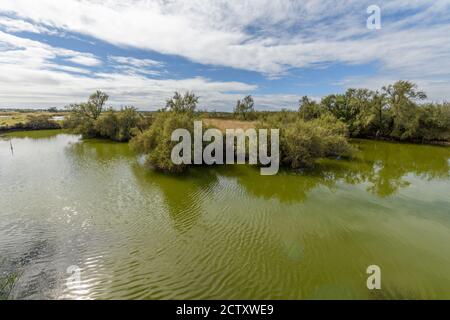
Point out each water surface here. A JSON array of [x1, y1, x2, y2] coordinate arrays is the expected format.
[[1, 130, 450, 299]]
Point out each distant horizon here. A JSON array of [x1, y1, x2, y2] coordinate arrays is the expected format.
[[1, 1, 450, 111], [0, 82, 447, 113]]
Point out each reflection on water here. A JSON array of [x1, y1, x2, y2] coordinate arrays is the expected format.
[[1, 130, 450, 299]]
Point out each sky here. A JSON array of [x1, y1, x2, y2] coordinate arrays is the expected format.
[[0, 0, 449, 111]]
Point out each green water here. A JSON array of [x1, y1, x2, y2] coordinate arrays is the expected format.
[[1, 130, 450, 299]]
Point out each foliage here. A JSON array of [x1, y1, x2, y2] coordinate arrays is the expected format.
[[234, 95, 256, 120], [382, 80, 427, 140], [259, 113, 354, 168], [131, 111, 197, 173], [64, 91, 148, 141], [25, 115, 61, 130], [69, 90, 109, 121], [417, 103, 450, 141], [94, 107, 141, 141], [0, 114, 61, 131], [0, 272, 18, 300], [298, 96, 325, 121], [298, 81, 448, 142], [164, 91, 198, 113]]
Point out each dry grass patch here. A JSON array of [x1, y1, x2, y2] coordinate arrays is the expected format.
[[0, 112, 64, 127], [203, 118, 258, 131]]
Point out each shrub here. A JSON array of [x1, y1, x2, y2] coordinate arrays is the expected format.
[[234, 95, 256, 120], [64, 91, 145, 141], [164, 91, 198, 113], [260, 113, 354, 168], [131, 111, 197, 173], [417, 103, 450, 141], [94, 107, 141, 141], [298, 96, 325, 121], [24, 115, 60, 130]]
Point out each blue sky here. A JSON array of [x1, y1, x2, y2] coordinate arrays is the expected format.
[[0, 0, 449, 110]]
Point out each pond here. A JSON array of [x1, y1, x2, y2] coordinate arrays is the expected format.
[[1, 130, 449, 299]]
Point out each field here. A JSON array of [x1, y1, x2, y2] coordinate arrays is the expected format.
[[0, 112, 65, 128], [203, 118, 257, 131], [0, 111, 256, 131]]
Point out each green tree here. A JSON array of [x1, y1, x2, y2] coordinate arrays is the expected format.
[[87, 90, 109, 120], [116, 106, 141, 141], [366, 91, 389, 137], [259, 113, 354, 168], [69, 90, 108, 120], [298, 96, 324, 120], [93, 106, 141, 142], [382, 80, 427, 140], [234, 95, 255, 120], [131, 111, 197, 173], [165, 91, 198, 113], [344, 88, 379, 137], [64, 91, 144, 141], [96, 109, 120, 140], [417, 103, 450, 141]]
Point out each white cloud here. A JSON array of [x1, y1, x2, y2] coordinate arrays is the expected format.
[[0, 31, 257, 109], [0, 0, 450, 106], [0, 16, 52, 34], [107, 55, 164, 77], [1, 1, 449, 74], [108, 56, 163, 68], [65, 54, 102, 67]]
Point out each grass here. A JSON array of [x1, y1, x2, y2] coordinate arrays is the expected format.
[[0, 273, 18, 300], [0, 112, 65, 127], [203, 118, 257, 131], [0, 113, 254, 131]]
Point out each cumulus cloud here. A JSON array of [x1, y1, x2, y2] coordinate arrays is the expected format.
[[65, 54, 102, 67], [0, 31, 257, 109], [107, 55, 164, 77], [108, 56, 163, 68], [0, 16, 54, 34], [0, 0, 449, 107], [1, 1, 449, 73]]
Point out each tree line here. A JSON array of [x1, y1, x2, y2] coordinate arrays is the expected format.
[[297, 80, 449, 142], [63, 80, 449, 173]]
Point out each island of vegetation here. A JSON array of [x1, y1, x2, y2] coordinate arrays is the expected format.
[[2, 80, 449, 174]]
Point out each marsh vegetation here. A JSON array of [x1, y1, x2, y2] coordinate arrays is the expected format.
[[0, 112, 62, 132], [60, 80, 450, 174]]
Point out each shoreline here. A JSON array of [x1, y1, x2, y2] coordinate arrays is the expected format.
[[352, 135, 450, 147], [3, 126, 448, 147], [0, 127, 62, 135]]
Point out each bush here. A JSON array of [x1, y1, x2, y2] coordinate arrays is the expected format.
[[132, 110, 354, 173], [298, 96, 325, 121], [234, 95, 256, 120], [94, 107, 141, 142], [165, 91, 198, 113], [260, 113, 354, 168], [305, 81, 450, 142], [130, 111, 197, 173], [417, 103, 450, 141], [63, 113, 96, 138], [9, 115, 60, 131], [63, 91, 146, 141]]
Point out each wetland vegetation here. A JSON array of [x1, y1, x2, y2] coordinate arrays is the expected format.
[[1, 80, 449, 299]]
